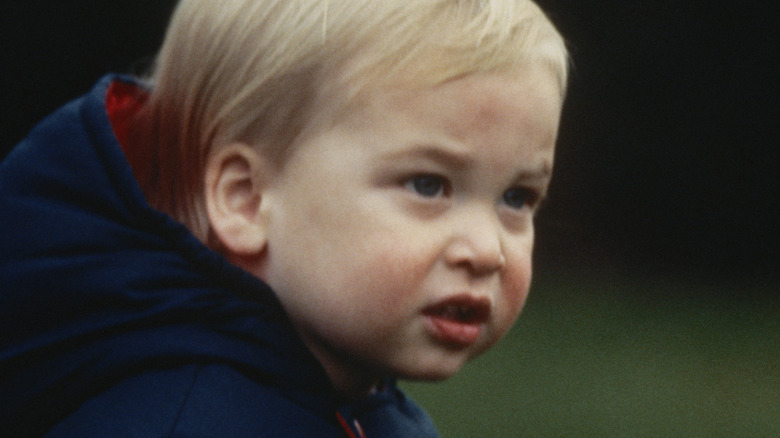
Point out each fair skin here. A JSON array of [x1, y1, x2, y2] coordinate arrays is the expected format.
[[206, 63, 562, 398]]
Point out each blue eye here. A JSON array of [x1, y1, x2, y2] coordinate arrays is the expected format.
[[503, 187, 534, 210], [405, 175, 446, 198]]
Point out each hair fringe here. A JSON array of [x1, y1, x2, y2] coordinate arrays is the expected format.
[[129, 0, 570, 242]]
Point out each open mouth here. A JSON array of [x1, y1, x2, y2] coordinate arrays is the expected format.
[[423, 295, 491, 346], [425, 301, 490, 324]]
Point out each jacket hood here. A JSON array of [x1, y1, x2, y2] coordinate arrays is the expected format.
[[0, 75, 335, 432]]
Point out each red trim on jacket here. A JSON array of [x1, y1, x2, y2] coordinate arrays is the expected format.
[[337, 412, 367, 438], [105, 80, 148, 149]]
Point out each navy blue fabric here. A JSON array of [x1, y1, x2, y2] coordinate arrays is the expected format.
[[0, 75, 439, 437]]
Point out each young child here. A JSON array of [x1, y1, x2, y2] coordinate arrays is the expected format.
[[0, 0, 568, 436]]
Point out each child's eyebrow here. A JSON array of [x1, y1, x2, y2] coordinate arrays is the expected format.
[[381, 144, 472, 170], [513, 161, 553, 183], [382, 144, 553, 183]]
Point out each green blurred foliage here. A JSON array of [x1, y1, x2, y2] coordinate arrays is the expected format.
[[402, 269, 779, 437]]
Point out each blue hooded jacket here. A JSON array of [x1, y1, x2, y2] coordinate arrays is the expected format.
[[0, 76, 440, 438]]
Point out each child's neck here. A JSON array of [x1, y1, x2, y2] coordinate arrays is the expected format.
[[304, 337, 383, 399], [323, 359, 383, 399]]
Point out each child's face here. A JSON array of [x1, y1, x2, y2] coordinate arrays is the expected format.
[[258, 64, 561, 394]]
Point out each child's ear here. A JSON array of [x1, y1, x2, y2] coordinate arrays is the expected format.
[[205, 143, 274, 258]]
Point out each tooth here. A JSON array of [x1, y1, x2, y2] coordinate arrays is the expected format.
[[435, 305, 478, 321]]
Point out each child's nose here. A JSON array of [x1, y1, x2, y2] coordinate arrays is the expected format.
[[443, 208, 506, 276]]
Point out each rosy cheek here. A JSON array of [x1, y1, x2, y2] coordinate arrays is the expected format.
[[343, 241, 427, 313], [499, 258, 533, 326]]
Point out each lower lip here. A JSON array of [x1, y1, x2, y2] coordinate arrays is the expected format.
[[425, 315, 483, 347]]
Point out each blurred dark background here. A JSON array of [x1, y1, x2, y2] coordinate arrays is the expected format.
[[2, 1, 777, 288], [534, 1, 777, 287]]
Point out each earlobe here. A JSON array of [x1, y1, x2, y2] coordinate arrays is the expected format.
[[205, 143, 272, 258]]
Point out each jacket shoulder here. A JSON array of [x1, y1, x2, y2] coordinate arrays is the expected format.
[[45, 364, 345, 438]]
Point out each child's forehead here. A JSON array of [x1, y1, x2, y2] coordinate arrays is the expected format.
[[337, 63, 561, 127], [310, 65, 561, 170]]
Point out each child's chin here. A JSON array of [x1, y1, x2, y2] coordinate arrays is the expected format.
[[388, 347, 477, 381], [398, 361, 466, 382], [401, 369, 458, 383]]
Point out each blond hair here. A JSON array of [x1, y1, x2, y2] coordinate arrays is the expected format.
[[128, 0, 569, 240]]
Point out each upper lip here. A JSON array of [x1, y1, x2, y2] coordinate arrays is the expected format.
[[422, 294, 492, 324]]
